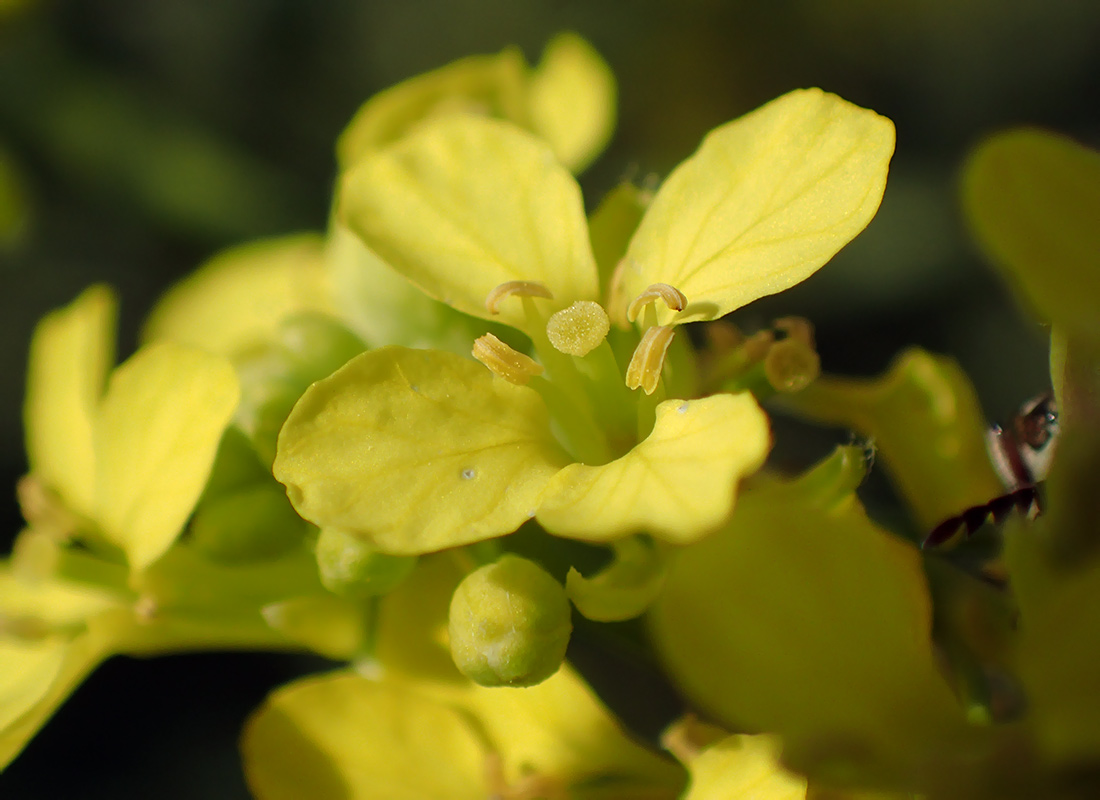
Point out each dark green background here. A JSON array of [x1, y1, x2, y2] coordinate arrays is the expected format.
[[1, 1, 1097, 796]]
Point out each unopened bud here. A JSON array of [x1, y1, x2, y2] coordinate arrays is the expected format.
[[189, 482, 308, 564], [448, 554, 571, 687], [315, 527, 417, 601]]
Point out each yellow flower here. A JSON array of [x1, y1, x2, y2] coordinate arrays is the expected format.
[[274, 89, 894, 557]]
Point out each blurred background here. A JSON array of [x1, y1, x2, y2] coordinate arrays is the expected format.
[[1, 0, 1098, 796]]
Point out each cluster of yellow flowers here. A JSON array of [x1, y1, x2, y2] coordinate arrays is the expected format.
[[4, 32, 1100, 799]]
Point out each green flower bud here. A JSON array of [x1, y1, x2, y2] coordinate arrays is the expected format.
[[448, 554, 572, 687], [235, 313, 365, 465], [189, 482, 309, 564], [315, 527, 417, 601]]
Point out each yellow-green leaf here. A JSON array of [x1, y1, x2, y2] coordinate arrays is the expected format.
[[24, 286, 116, 519], [620, 89, 895, 325], [242, 671, 488, 800], [336, 48, 526, 170], [339, 116, 599, 334], [94, 342, 240, 571], [274, 347, 568, 555], [527, 32, 616, 174], [536, 393, 770, 543], [681, 735, 806, 800], [649, 464, 969, 778], [142, 233, 331, 356], [963, 129, 1100, 338]]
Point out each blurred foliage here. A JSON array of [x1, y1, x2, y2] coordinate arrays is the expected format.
[[1, 1, 1098, 797]]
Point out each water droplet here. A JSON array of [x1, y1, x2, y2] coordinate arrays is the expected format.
[[461, 468, 476, 480], [678, 402, 690, 413]]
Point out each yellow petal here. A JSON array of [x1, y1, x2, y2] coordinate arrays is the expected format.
[[537, 394, 770, 543], [24, 285, 117, 518], [0, 610, 127, 770], [527, 32, 616, 174], [620, 89, 895, 325], [0, 563, 121, 628], [682, 735, 806, 800], [325, 221, 491, 352], [336, 48, 526, 169], [339, 116, 598, 333], [449, 666, 684, 796], [274, 347, 568, 555], [94, 342, 240, 571], [242, 671, 488, 800], [649, 464, 970, 779], [962, 129, 1100, 338], [142, 233, 331, 356]]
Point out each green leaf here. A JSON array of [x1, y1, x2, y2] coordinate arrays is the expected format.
[[527, 32, 616, 174], [274, 347, 569, 555], [536, 393, 770, 544], [339, 116, 599, 334], [94, 342, 240, 571], [24, 286, 117, 519], [619, 89, 895, 325], [649, 457, 970, 780], [242, 671, 489, 800], [963, 129, 1100, 338], [142, 234, 332, 356]]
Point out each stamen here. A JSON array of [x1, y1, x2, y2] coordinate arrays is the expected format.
[[661, 713, 729, 766], [485, 281, 554, 315], [625, 326, 676, 395], [773, 316, 816, 348], [545, 301, 610, 357], [472, 333, 545, 385], [626, 283, 687, 323], [763, 338, 821, 393]]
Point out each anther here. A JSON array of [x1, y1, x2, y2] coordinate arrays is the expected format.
[[472, 333, 545, 385], [485, 281, 554, 315], [545, 301, 610, 357], [625, 326, 676, 395], [626, 283, 687, 323]]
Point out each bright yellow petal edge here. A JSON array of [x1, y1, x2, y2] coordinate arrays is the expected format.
[[621, 88, 895, 326]]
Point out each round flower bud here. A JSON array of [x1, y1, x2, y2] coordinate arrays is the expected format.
[[448, 554, 572, 687], [190, 482, 309, 564], [315, 526, 417, 601]]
